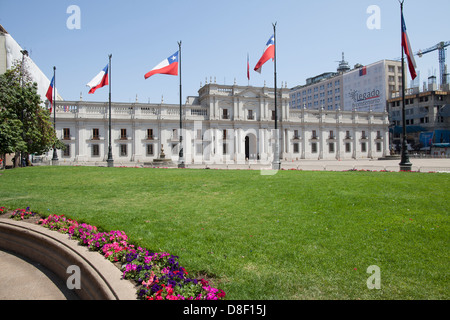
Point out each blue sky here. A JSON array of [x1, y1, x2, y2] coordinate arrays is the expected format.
[[1, 0, 449, 104]]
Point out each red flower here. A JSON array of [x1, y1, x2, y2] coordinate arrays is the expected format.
[[218, 290, 226, 298]]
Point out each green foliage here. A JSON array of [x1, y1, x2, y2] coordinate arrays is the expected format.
[[0, 60, 60, 159]]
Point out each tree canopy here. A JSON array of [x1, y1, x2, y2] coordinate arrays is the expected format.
[[0, 59, 62, 165]]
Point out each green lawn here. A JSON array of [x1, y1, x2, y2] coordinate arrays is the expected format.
[[0, 166, 448, 299]]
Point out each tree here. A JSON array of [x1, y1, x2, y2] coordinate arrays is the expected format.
[[0, 59, 62, 168]]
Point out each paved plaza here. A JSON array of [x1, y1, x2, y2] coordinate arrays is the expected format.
[[179, 157, 450, 173], [0, 249, 79, 300], [40, 157, 450, 173]]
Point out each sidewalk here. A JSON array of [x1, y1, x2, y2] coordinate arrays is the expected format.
[[279, 158, 450, 172], [35, 157, 450, 172], [0, 217, 137, 301], [184, 158, 450, 172], [0, 249, 79, 300]]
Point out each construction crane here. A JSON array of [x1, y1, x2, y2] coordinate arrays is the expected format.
[[394, 41, 450, 85], [416, 41, 450, 85]]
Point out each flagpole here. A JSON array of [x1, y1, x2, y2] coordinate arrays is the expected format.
[[247, 53, 250, 86], [178, 41, 185, 168], [51, 66, 58, 164], [107, 54, 114, 167], [399, 1, 412, 171], [272, 22, 280, 170]]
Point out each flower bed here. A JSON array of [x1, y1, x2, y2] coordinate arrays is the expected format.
[[3, 207, 225, 300], [8, 207, 38, 220]]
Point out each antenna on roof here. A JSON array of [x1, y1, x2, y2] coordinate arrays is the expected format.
[[337, 52, 350, 74]]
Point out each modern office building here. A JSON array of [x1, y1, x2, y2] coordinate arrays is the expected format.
[[388, 76, 450, 152], [0, 25, 62, 103], [290, 54, 403, 114]]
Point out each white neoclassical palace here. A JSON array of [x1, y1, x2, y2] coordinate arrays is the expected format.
[[48, 83, 390, 166]]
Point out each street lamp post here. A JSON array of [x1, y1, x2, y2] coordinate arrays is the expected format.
[[51, 66, 58, 164], [272, 22, 281, 170], [20, 50, 29, 168], [178, 41, 185, 168], [399, 1, 412, 171], [107, 54, 114, 167]]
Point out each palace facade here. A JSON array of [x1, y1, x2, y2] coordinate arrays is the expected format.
[[46, 83, 390, 166]]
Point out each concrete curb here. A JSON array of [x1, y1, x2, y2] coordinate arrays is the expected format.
[[0, 218, 137, 300]]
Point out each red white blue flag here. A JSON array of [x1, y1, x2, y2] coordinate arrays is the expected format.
[[359, 66, 367, 76], [46, 76, 54, 112], [145, 51, 179, 79], [254, 35, 275, 74], [87, 64, 109, 94], [401, 12, 417, 80]]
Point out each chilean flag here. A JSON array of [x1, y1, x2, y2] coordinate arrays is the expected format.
[[359, 66, 367, 76], [401, 12, 417, 80], [46, 76, 54, 113], [87, 64, 109, 94], [145, 51, 179, 79], [254, 35, 275, 73]]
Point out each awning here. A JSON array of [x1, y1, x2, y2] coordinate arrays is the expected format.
[[390, 125, 426, 134], [432, 143, 450, 148]]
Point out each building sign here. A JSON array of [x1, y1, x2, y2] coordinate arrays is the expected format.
[[343, 60, 386, 112]]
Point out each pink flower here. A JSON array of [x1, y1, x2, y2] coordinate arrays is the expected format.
[[161, 267, 169, 275], [141, 271, 156, 288], [166, 285, 174, 295]]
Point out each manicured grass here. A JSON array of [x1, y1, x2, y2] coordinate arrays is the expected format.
[[0, 166, 448, 299]]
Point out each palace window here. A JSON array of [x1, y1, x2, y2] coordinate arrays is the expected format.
[[222, 109, 229, 119], [92, 128, 99, 140], [329, 142, 335, 153], [311, 142, 317, 153], [120, 144, 127, 157], [120, 129, 127, 140], [63, 144, 70, 157], [92, 144, 100, 157], [146, 144, 154, 156], [361, 142, 367, 153], [293, 143, 299, 153], [63, 128, 70, 140], [345, 143, 351, 153], [147, 129, 154, 140]]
